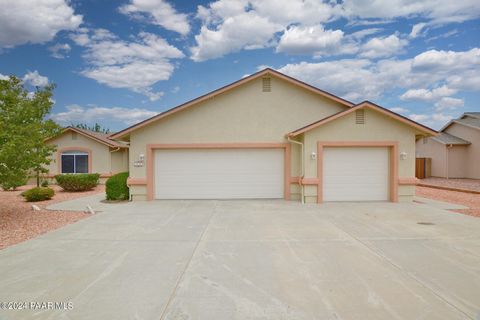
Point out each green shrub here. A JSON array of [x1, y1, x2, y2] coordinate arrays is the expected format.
[[55, 173, 100, 192], [106, 172, 129, 200], [41, 180, 49, 187], [1, 169, 28, 191], [21, 187, 54, 202]]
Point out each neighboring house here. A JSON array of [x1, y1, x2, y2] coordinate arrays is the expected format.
[[110, 68, 436, 203], [416, 112, 480, 179], [43, 126, 129, 182]]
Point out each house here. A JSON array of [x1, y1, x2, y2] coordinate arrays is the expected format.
[[416, 112, 480, 179], [43, 126, 129, 183], [110, 68, 436, 203]]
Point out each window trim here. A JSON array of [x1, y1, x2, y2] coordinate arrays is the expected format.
[[57, 147, 92, 174], [61, 152, 88, 174]]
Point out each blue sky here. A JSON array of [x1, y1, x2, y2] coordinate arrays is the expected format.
[[0, 0, 479, 131]]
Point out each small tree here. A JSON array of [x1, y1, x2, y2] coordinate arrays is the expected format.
[[0, 76, 61, 190], [74, 122, 110, 134]]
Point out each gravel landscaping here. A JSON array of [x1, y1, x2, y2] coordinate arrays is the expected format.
[[0, 185, 105, 250], [416, 185, 480, 217], [418, 177, 480, 192]]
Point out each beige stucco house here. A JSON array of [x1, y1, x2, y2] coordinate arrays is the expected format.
[[110, 68, 436, 203], [44, 127, 129, 183], [416, 112, 480, 179]]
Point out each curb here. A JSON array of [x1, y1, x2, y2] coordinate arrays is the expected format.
[[417, 183, 480, 195]]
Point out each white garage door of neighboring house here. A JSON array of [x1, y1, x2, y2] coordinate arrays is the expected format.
[[323, 147, 389, 202], [154, 148, 284, 199]]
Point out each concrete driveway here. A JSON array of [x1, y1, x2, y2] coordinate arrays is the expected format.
[[1, 197, 479, 320]]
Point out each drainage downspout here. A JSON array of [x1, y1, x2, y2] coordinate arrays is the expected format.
[[287, 136, 305, 204], [446, 144, 453, 179]]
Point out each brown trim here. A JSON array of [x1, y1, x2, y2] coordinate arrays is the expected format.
[[301, 178, 320, 185], [289, 101, 438, 137], [398, 177, 418, 185], [57, 147, 92, 174], [127, 178, 147, 186], [111, 68, 354, 139], [316, 141, 399, 203], [46, 127, 128, 148], [145, 143, 291, 201], [290, 176, 301, 184], [45, 172, 112, 178]]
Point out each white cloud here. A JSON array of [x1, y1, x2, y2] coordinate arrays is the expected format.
[[408, 112, 453, 129], [51, 104, 159, 126], [278, 59, 380, 101], [188, 0, 480, 61], [171, 86, 180, 93], [409, 23, 427, 38], [0, 73, 8, 80], [276, 25, 346, 57], [72, 29, 184, 101], [349, 28, 383, 40], [0, 0, 82, 48], [341, 0, 480, 24], [400, 85, 457, 102], [191, 0, 340, 61], [435, 97, 464, 110], [191, 11, 282, 61], [48, 43, 71, 59], [276, 47, 480, 103], [359, 34, 408, 58], [22, 71, 49, 87], [389, 107, 409, 114], [119, 0, 190, 35], [412, 48, 480, 72]]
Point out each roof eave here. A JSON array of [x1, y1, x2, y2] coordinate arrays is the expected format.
[[288, 101, 438, 137], [46, 127, 128, 148]]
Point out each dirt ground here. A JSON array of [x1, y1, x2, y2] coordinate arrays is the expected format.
[[0, 185, 105, 250], [416, 186, 480, 218]]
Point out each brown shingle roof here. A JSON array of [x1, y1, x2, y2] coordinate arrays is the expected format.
[[432, 132, 470, 145], [46, 127, 128, 148]]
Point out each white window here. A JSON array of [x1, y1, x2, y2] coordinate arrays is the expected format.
[[61, 151, 88, 174]]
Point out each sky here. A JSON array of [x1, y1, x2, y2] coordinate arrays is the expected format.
[[0, 0, 479, 132]]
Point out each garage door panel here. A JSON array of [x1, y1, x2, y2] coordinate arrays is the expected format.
[[155, 149, 284, 199], [323, 147, 389, 202]]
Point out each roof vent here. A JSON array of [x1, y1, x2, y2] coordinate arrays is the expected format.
[[355, 109, 365, 124], [262, 77, 271, 92]]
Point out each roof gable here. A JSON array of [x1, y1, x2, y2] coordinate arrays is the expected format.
[[288, 101, 438, 137], [432, 132, 470, 145], [46, 127, 128, 148], [441, 115, 480, 132], [110, 68, 354, 139]]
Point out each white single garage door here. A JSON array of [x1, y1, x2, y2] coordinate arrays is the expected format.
[[323, 147, 389, 202], [154, 148, 284, 199]]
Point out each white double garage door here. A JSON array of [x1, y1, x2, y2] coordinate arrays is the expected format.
[[154, 147, 389, 201]]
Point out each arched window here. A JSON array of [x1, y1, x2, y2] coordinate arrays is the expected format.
[[61, 151, 88, 174]]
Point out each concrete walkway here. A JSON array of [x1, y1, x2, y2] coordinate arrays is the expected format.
[[1, 198, 479, 319]]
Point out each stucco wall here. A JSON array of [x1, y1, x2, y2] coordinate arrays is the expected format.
[[416, 138, 446, 177], [447, 146, 468, 178], [128, 76, 347, 200], [303, 108, 418, 202], [445, 123, 480, 179], [46, 131, 112, 175], [111, 149, 129, 173]]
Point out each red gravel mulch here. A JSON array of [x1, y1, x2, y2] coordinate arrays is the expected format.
[[416, 186, 480, 218], [0, 185, 105, 250], [418, 177, 480, 193]]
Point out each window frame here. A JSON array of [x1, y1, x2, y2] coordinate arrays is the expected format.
[[61, 151, 89, 174]]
